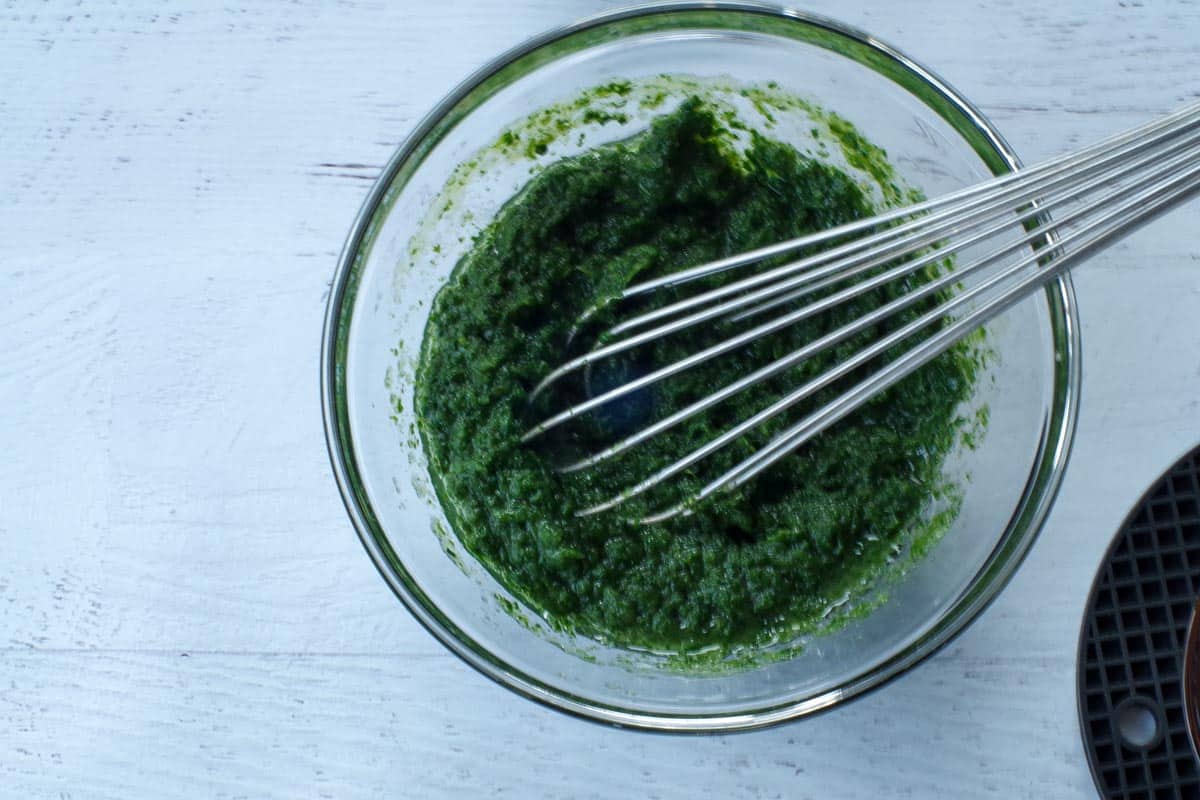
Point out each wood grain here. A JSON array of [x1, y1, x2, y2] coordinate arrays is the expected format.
[[1, 0, 1198, 796], [3, 649, 1087, 800]]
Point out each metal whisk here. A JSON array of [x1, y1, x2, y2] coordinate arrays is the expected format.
[[522, 101, 1200, 524]]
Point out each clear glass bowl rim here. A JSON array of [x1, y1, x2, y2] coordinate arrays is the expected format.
[[320, 0, 1081, 732]]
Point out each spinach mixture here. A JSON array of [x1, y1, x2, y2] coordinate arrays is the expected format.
[[415, 97, 983, 656]]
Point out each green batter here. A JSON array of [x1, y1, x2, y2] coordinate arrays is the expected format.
[[415, 97, 982, 655]]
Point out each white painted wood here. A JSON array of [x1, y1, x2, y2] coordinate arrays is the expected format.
[[1, 0, 1198, 796]]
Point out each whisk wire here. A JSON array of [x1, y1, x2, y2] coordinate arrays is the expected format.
[[523, 102, 1200, 522]]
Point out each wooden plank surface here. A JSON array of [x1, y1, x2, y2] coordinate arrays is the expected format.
[[1, 1, 1199, 796]]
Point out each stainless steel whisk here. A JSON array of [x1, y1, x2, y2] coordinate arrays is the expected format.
[[522, 101, 1200, 524]]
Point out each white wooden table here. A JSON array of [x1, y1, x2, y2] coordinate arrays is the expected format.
[[3, 2, 1199, 797]]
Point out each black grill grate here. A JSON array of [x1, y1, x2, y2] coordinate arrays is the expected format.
[[1079, 444, 1200, 800]]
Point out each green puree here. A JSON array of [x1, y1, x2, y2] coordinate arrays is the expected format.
[[416, 97, 983, 657]]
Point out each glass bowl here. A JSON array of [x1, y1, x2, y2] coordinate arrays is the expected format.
[[321, 1, 1079, 731]]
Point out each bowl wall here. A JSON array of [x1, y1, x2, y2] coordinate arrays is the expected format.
[[323, 3, 1079, 730]]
